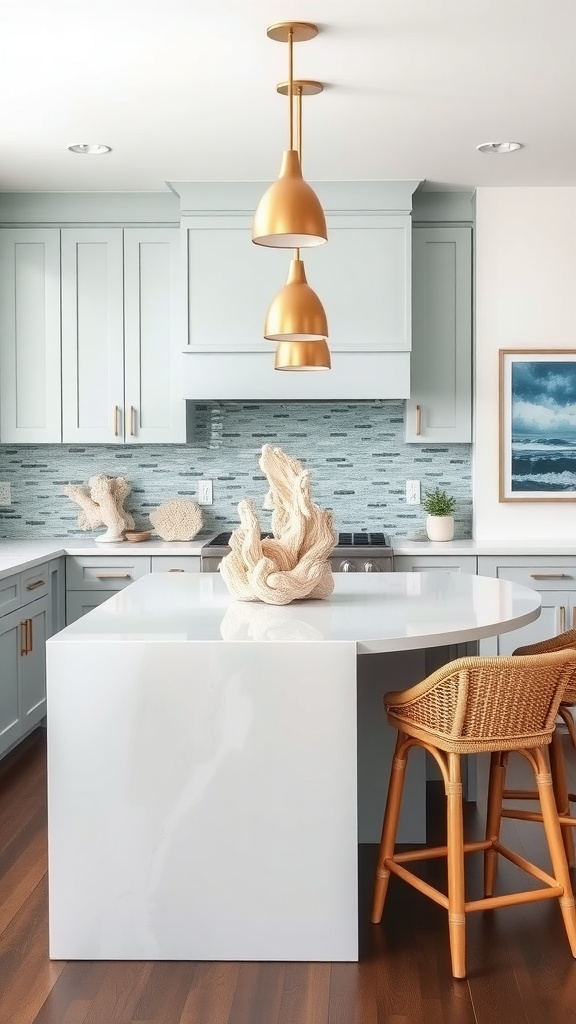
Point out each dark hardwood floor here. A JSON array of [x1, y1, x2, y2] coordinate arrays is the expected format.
[[2, 729, 576, 1023]]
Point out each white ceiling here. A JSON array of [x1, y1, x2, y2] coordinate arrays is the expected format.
[[2, 0, 576, 192]]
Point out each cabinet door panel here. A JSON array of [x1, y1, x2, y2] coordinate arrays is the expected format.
[[66, 591, 112, 625], [21, 597, 48, 728], [406, 226, 472, 443], [124, 229, 184, 442], [62, 229, 124, 443], [483, 595, 565, 657], [0, 612, 22, 756], [0, 229, 62, 442], [394, 556, 477, 574]]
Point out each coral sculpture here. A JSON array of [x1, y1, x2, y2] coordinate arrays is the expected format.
[[65, 475, 135, 542], [219, 445, 337, 605], [149, 499, 203, 541]]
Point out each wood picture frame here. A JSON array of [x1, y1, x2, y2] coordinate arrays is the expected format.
[[499, 349, 576, 502]]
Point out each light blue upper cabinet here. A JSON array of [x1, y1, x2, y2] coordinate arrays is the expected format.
[[61, 227, 184, 444], [405, 226, 472, 443], [0, 229, 62, 442]]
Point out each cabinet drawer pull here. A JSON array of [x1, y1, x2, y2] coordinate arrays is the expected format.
[[94, 573, 132, 580], [416, 405, 422, 436], [130, 405, 136, 437], [20, 621, 28, 656], [560, 606, 567, 633], [26, 579, 45, 591], [530, 573, 570, 580], [113, 405, 119, 437], [168, 568, 185, 572]]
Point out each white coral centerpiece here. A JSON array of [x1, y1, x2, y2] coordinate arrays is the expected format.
[[149, 499, 203, 541], [65, 474, 134, 542], [219, 445, 337, 605]]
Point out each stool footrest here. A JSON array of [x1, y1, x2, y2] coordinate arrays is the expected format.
[[385, 860, 449, 909], [502, 808, 576, 827], [466, 887, 562, 913], [493, 840, 563, 887], [394, 840, 490, 864]]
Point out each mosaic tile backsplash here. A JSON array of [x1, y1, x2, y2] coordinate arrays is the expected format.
[[0, 402, 472, 539]]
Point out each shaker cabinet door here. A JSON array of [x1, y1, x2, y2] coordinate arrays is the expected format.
[[124, 229, 184, 442], [0, 229, 62, 442], [406, 226, 472, 443], [20, 597, 49, 729], [61, 229, 124, 443], [0, 611, 22, 757]]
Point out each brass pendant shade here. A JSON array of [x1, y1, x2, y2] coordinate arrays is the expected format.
[[264, 256, 328, 341], [253, 151, 327, 248], [275, 340, 331, 371]]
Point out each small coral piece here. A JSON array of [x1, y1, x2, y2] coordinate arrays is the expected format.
[[219, 445, 336, 605], [65, 474, 134, 539], [149, 499, 203, 541]]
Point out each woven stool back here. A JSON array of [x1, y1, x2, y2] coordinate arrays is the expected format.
[[384, 649, 576, 753], [513, 627, 576, 705]]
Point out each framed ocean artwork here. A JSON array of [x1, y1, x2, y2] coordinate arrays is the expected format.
[[499, 349, 576, 502]]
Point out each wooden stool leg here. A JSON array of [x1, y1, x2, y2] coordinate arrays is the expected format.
[[371, 733, 408, 924], [534, 748, 576, 958], [549, 730, 575, 868], [446, 753, 466, 979], [484, 751, 507, 897]]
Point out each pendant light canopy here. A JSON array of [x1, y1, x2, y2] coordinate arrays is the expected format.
[[275, 340, 331, 371], [264, 253, 328, 342], [252, 23, 327, 249]]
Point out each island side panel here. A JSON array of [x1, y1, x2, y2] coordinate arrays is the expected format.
[[46, 639, 358, 962]]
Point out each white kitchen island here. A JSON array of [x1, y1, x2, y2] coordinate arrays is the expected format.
[[46, 572, 540, 962]]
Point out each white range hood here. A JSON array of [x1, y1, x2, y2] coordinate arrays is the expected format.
[[168, 180, 421, 401]]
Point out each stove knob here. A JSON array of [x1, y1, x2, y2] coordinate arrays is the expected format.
[[363, 560, 380, 572], [340, 560, 357, 572]]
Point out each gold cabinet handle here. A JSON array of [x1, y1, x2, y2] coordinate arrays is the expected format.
[[28, 618, 33, 654], [560, 606, 567, 633], [20, 621, 28, 656], [168, 568, 185, 572], [95, 573, 132, 580], [416, 405, 421, 436], [113, 405, 119, 437], [26, 579, 45, 591], [531, 573, 570, 580], [130, 405, 136, 437]]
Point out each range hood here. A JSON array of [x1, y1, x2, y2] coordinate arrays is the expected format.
[[168, 180, 422, 401]]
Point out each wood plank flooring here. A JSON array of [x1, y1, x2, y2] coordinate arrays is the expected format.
[[2, 729, 576, 1022]]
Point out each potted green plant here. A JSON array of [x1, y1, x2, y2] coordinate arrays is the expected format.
[[422, 487, 456, 541]]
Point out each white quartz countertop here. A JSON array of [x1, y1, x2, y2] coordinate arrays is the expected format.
[[48, 571, 541, 655], [391, 538, 576, 556], [0, 536, 216, 580]]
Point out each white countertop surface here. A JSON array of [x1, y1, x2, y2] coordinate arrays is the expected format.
[[3, 534, 576, 583], [0, 536, 216, 580], [48, 571, 541, 654]]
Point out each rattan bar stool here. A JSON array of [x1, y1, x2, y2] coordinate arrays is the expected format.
[[371, 650, 576, 979], [485, 628, 576, 895]]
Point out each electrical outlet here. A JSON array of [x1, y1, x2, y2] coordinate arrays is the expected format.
[[406, 480, 421, 505], [0, 482, 11, 506], [198, 479, 213, 506]]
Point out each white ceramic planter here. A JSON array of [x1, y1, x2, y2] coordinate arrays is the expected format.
[[426, 515, 454, 542]]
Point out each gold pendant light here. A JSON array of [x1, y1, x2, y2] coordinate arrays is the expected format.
[[275, 340, 331, 371], [252, 23, 327, 249]]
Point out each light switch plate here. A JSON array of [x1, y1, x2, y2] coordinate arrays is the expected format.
[[406, 480, 421, 505], [198, 480, 213, 506], [0, 482, 11, 506]]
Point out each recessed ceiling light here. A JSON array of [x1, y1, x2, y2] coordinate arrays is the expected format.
[[67, 143, 112, 155], [476, 141, 523, 155]]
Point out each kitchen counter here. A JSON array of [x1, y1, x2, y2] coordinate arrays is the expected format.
[[46, 571, 540, 963], [0, 535, 217, 579], [392, 538, 576, 555]]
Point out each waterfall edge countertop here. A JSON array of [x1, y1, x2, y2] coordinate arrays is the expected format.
[[46, 573, 540, 964]]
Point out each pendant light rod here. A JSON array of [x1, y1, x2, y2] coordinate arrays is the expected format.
[[288, 27, 294, 150], [296, 84, 302, 165]]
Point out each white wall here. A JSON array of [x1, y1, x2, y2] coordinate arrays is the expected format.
[[474, 187, 576, 540]]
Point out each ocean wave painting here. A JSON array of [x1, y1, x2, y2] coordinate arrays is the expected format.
[[505, 354, 576, 498]]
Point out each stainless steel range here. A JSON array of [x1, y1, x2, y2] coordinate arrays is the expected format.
[[200, 531, 393, 573]]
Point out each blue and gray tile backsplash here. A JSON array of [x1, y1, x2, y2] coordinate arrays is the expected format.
[[0, 401, 472, 539]]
